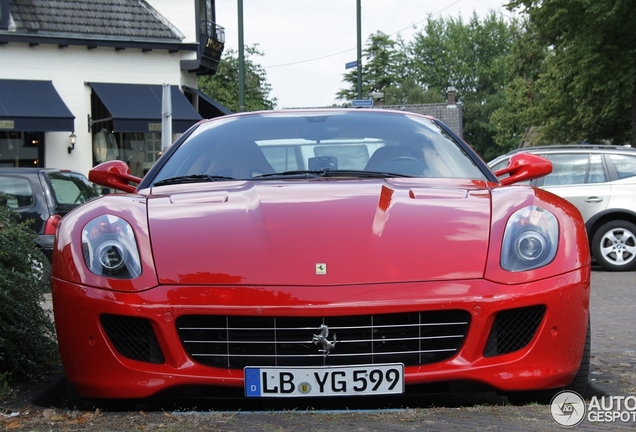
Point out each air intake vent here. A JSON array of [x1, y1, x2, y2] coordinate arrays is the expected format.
[[483, 305, 546, 357], [100, 314, 165, 364]]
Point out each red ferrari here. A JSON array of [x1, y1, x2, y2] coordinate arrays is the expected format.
[[52, 109, 590, 408]]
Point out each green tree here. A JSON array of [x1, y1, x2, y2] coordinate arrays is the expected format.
[[408, 12, 517, 157], [490, 18, 550, 152], [335, 29, 451, 106], [198, 44, 277, 112], [509, 0, 636, 144], [383, 80, 446, 106], [336, 32, 402, 102], [0, 200, 58, 384]]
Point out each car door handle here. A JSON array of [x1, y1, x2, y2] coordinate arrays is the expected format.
[[585, 197, 603, 203]]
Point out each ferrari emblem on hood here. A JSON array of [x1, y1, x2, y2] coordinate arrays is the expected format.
[[315, 263, 327, 275]]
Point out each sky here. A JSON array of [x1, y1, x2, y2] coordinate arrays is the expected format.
[[215, 0, 512, 109]]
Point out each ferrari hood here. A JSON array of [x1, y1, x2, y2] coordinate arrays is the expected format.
[[147, 179, 492, 285]]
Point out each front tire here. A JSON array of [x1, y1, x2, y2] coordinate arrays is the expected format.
[[564, 316, 591, 397], [66, 381, 95, 411], [591, 220, 636, 272]]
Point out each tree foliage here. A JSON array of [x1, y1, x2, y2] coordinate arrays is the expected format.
[[507, 0, 636, 144], [408, 12, 517, 159], [490, 18, 550, 151], [198, 44, 277, 112], [0, 200, 58, 384], [336, 2, 636, 158], [336, 32, 404, 102]]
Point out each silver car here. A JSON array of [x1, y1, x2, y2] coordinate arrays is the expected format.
[[489, 145, 636, 272]]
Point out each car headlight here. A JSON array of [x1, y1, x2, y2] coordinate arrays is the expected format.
[[82, 215, 142, 279], [501, 206, 559, 272]]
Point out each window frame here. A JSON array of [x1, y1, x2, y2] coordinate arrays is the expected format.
[[607, 153, 636, 180], [0, 175, 35, 209], [0, 0, 10, 30]]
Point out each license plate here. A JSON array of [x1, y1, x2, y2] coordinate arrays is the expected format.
[[244, 363, 404, 397]]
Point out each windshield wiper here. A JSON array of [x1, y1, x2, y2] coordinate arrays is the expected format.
[[153, 174, 235, 186], [330, 169, 412, 178], [254, 169, 412, 179]]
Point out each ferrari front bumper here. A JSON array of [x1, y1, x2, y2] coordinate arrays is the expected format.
[[52, 267, 589, 400]]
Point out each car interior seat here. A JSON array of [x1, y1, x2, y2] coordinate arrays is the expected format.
[[364, 145, 432, 176], [208, 140, 276, 178]]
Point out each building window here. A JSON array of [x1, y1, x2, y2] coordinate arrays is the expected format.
[[199, 0, 213, 36], [198, 0, 223, 42], [92, 130, 162, 177], [0, 131, 44, 167]]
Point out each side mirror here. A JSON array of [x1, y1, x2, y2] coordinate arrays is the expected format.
[[89, 161, 141, 193], [493, 153, 552, 186]]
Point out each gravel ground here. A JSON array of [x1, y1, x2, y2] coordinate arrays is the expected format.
[[2, 268, 635, 431]]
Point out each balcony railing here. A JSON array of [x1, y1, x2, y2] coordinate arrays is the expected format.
[[201, 20, 225, 44]]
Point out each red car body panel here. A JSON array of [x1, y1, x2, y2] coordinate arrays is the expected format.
[[148, 178, 490, 285], [52, 177, 590, 400]]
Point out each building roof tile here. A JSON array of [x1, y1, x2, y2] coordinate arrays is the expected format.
[[8, 0, 180, 41]]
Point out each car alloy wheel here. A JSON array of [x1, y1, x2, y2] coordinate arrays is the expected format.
[[592, 220, 636, 271]]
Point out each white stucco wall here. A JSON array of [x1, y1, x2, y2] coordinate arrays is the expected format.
[[0, 39, 198, 176], [146, 0, 197, 44]]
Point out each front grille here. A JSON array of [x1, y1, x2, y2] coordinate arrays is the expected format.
[[100, 314, 165, 364], [483, 305, 546, 357], [176, 311, 470, 369]]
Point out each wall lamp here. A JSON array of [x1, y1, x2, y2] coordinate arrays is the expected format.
[[68, 132, 77, 154]]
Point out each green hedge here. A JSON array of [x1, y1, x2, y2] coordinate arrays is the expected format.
[[0, 199, 58, 384]]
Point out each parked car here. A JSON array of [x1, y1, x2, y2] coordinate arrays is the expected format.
[[489, 145, 636, 272], [0, 168, 99, 267], [52, 109, 590, 409]]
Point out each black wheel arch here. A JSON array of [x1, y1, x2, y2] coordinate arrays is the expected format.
[[585, 209, 636, 245]]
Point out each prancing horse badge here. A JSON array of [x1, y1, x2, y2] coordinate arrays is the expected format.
[[315, 263, 327, 275]]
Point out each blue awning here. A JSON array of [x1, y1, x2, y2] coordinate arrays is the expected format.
[[184, 86, 232, 118], [0, 79, 75, 132], [89, 83, 202, 133]]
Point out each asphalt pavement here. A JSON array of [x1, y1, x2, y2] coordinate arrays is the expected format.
[[588, 269, 636, 398]]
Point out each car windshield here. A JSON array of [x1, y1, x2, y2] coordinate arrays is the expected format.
[[151, 111, 487, 185]]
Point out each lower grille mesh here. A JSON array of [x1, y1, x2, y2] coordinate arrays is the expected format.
[[483, 305, 546, 357], [100, 314, 165, 364], [176, 311, 470, 369]]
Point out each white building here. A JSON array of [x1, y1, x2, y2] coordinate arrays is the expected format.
[[0, 0, 229, 177]]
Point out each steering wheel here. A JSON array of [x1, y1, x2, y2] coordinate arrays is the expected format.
[[369, 156, 429, 176]]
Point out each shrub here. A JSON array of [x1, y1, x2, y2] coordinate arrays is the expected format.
[[0, 199, 58, 383]]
